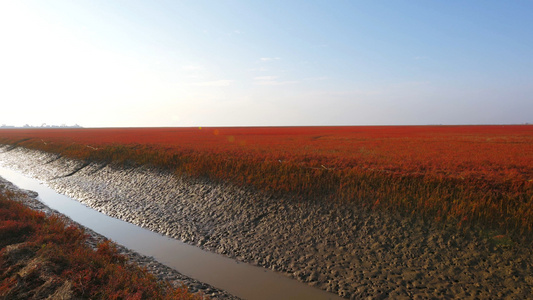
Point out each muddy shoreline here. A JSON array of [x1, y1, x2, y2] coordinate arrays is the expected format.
[[0, 175, 239, 300], [1, 146, 532, 299]]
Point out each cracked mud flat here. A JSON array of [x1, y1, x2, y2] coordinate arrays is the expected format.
[[1, 146, 533, 299]]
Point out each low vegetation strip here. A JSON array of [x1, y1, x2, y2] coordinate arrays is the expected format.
[[2, 148, 533, 298], [0, 125, 532, 239], [0, 188, 201, 299]]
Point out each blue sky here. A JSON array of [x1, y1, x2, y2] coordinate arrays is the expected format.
[[1, 0, 532, 127]]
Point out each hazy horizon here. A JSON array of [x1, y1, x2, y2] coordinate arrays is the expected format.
[[1, 1, 532, 127]]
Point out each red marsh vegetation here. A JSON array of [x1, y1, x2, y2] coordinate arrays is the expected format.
[[0, 189, 200, 299], [1, 125, 532, 238]]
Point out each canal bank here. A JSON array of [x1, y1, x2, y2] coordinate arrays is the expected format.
[[1, 146, 532, 299]]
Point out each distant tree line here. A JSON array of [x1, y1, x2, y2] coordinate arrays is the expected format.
[[1, 123, 83, 128]]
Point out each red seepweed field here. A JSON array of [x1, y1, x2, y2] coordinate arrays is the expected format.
[[1, 125, 532, 240], [0, 189, 200, 299]]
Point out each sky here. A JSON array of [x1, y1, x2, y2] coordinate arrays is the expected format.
[[1, 0, 532, 127]]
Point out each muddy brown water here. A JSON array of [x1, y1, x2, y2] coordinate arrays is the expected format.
[[0, 166, 341, 300]]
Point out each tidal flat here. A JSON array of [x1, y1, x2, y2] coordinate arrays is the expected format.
[[1, 146, 532, 299]]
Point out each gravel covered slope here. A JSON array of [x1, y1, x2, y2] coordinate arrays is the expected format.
[[1, 146, 532, 299]]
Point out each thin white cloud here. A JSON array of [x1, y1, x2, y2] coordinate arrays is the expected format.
[[182, 65, 204, 71], [192, 80, 234, 87], [256, 81, 299, 86], [260, 57, 281, 62], [252, 75, 323, 86], [182, 64, 207, 79], [304, 76, 328, 81], [250, 67, 269, 72], [254, 76, 278, 81], [225, 30, 243, 36], [391, 81, 430, 89], [253, 76, 298, 86]]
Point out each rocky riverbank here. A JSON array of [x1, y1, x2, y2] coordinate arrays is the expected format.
[[1, 146, 532, 299]]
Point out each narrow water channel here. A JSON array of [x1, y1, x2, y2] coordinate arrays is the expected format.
[[0, 166, 341, 300]]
